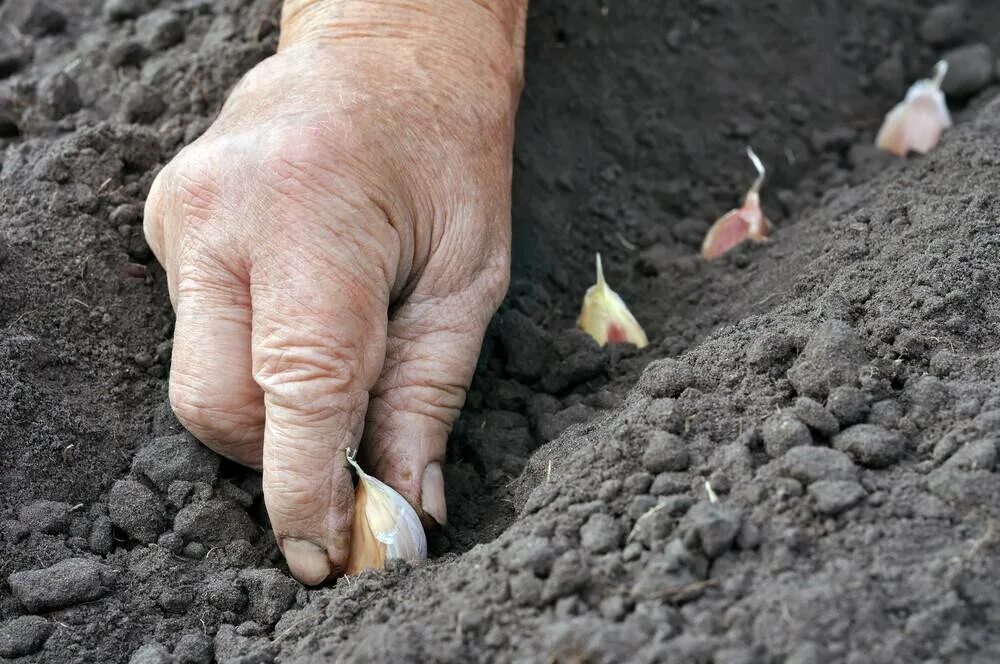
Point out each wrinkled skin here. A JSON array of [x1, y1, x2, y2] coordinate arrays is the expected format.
[[143, 5, 523, 584]]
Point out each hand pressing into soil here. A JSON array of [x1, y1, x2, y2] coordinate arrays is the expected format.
[[143, 0, 526, 585]]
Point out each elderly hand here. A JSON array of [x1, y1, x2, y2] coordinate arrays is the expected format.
[[143, 0, 526, 584]]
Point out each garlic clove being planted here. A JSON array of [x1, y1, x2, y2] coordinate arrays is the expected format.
[[577, 253, 649, 348], [344, 448, 427, 575], [701, 147, 771, 260], [876, 61, 951, 158]]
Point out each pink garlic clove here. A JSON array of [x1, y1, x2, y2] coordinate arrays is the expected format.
[[876, 61, 952, 158], [701, 147, 771, 260]]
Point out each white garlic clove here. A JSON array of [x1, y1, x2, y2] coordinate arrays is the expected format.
[[702, 147, 771, 260], [577, 253, 649, 348], [345, 449, 427, 575], [876, 60, 952, 158]]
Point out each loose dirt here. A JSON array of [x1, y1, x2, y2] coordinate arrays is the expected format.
[[3, 1, 1000, 662]]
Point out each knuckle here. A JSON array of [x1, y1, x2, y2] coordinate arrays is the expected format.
[[157, 144, 224, 230], [254, 339, 362, 399], [260, 126, 362, 202], [375, 382, 466, 431], [168, 372, 261, 441]]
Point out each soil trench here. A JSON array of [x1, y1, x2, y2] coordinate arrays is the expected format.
[[3, 1, 1000, 662]]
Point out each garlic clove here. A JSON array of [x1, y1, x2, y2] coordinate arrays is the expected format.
[[876, 60, 951, 158], [701, 147, 771, 260], [577, 253, 649, 348], [344, 449, 427, 575]]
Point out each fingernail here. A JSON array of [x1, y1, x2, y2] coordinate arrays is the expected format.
[[282, 538, 331, 585], [421, 461, 447, 526]]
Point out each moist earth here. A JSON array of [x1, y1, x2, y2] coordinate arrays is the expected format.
[[3, 1, 1000, 662]]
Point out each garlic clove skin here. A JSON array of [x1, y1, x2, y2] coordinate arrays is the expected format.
[[702, 147, 771, 260], [876, 61, 951, 158], [345, 450, 427, 575], [701, 191, 771, 260], [577, 253, 649, 348]]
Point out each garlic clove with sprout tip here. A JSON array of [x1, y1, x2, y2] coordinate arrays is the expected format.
[[344, 448, 427, 575], [701, 146, 771, 260], [876, 60, 951, 158], [577, 253, 649, 348]]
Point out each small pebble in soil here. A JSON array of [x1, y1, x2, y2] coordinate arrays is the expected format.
[[214, 625, 270, 664], [155, 339, 173, 365], [786, 321, 867, 398], [626, 499, 679, 547], [1, 519, 28, 543], [826, 385, 870, 426], [779, 446, 858, 484], [643, 397, 685, 433], [132, 433, 220, 490], [89, 515, 114, 554], [121, 83, 167, 124], [0, 615, 54, 659], [108, 39, 148, 67], [808, 480, 867, 515], [509, 571, 543, 607], [868, 399, 904, 428], [18, 500, 71, 534], [0, 95, 20, 138], [627, 494, 660, 520], [597, 479, 621, 501], [642, 431, 689, 473], [542, 551, 589, 603], [134, 351, 155, 368], [920, 4, 965, 45], [791, 397, 840, 437], [239, 569, 299, 625], [637, 358, 695, 398], [225, 539, 259, 566], [746, 330, 797, 370], [679, 501, 743, 558], [8, 558, 110, 612], [500, 536, 556, 576], [623, 472, 653, 495], [0, 2, 66, 37], [940, 43, 994, 97], [36, 72, 82, 120], [832, 424, 905, 468], [109, 479, 165, 543], [104, 0, 154, 21], [943, 439, 997, 471], [497, 310, 552, 381], [128, 643, 172, 664], [174, 499, 258, 547], [650, 472, 689, 496], [580, 512, 623, 554], [541, 329, 606, 393], [173, 632, 214, 664], [761, 410, 812, 458], [631, 539, 707, 600], [206, 575, 247, 612], [872, 49, 905, 98], [157, 531, 183, 554], [69, 516, 90, 538], [136, 10, 184, 51], [0, 32, 31, 78], [158, 587, 194, 613]]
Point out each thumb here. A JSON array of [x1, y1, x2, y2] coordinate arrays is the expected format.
[[364, 281, 502, 527]]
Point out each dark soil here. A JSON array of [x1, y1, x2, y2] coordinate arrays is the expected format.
[[3, 1, 1000, 662]]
